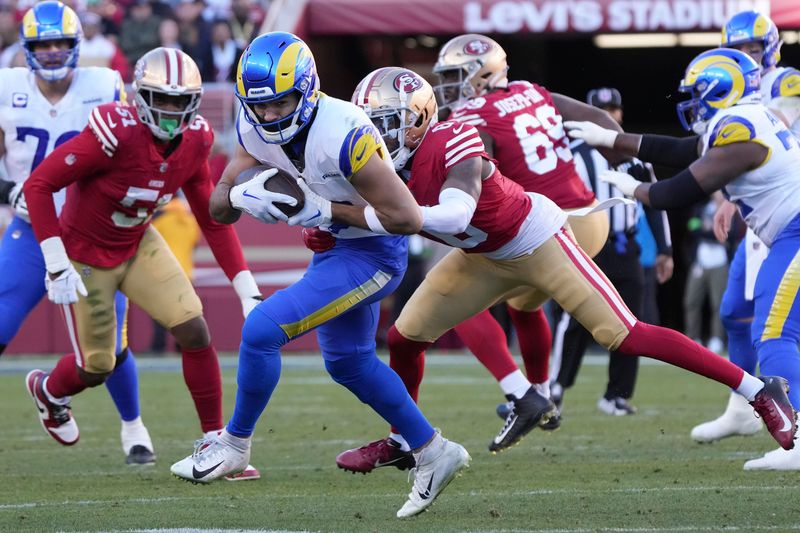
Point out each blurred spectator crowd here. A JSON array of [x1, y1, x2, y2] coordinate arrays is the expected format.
[[0, 0, 271, 82]]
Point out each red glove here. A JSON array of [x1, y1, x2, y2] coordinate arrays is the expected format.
[[302, 227, 335, 253]]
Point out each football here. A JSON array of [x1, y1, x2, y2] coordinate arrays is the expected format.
[[235, 166, 305, 217]]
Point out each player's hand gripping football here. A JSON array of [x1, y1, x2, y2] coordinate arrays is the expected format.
[[8, 182, 29, 222], [563, 120, 619, 148], [287, 178, 332, 228], [598, 170, 641, 197], [302, 227, 335, 253], [229, 167, 295, 224]]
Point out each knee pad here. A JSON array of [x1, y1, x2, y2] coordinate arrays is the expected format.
[[241, 312, 288, 352], [720, 289, 752, 325]]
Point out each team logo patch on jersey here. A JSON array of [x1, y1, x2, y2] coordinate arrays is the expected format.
[[159, 162, 169, 173], [393, 72, 423, 93], [463, 39, 492, 55], [12, 93, 28, 108], [65, 154, 76, 166]]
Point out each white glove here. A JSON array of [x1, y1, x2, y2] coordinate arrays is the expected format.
[[287, 178, 332, 228], [8, 182, 29, 222], [232, 270, 262, 318], [45, 265, 87, 305], [229, 168, 295, 224], [598, 170, 641, 197], [563, 120, 619, 148]]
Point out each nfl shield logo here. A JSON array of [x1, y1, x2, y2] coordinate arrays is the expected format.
[[159, 162, 168, 173]]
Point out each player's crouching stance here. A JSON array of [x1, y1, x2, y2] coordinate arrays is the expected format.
[[169, 32, 469, 518], [566, 47, 800, 467], [331, 67, 797, 466], [23, 48, 260, 479]]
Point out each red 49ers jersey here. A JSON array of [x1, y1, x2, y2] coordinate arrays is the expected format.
[[408, 120, 531, 253], [26, 102, 246, 278], [450, 81, 594, 209]]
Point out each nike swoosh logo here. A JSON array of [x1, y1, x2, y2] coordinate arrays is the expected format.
[[375, 457, 407, 468], [305, 210, 321, 222], [418, 473, 434, 500], [772, 398, 793, 432], [354, 144, 367, 161], [193, 461, 224, 479], [242, 190, 259, 200]]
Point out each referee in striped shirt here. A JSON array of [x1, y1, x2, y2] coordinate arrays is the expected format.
[[551, 88, 674, 416]]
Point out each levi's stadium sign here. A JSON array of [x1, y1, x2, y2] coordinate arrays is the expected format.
[[305, 0, 800, 35], [464, 0, 770, 33]]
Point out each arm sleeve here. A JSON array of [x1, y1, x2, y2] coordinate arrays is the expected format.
[[24, 127, 111, 242], [643, 204, 672, 255], [638, 134, 701, 169], [182, 160, 248, 281]]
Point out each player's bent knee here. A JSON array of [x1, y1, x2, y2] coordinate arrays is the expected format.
[[170, 316, 211, 349], [241, 312, 288, 351], [77, 366, 112, 387], [324, 356, 378, 404], [593, 326, 630, 352]]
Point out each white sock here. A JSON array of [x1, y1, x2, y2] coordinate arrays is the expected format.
[[532, 381, 550, 399], [736, 373, 765, 401], [414, 430, 444, 459], [121, 416, 145, 431], [499, 370, 531, 399], [219, 428, 251, 452], [389, 432, 411, 452]]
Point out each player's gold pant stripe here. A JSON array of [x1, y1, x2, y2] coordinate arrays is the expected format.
[[762, 248, 800, 341], [280, 270, 392, 339]]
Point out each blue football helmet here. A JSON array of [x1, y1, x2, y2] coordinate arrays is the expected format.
[[676, 48, 761, 133], [235, 32, 320, 145], [721, 10, 781, 69], [20, 1, 82, 82]]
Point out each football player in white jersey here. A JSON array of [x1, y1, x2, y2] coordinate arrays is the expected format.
[[566, 47, 800, 470], [691, 11, 800, 447], [0, 1, 154, 464], [170, 32, 469, 518]]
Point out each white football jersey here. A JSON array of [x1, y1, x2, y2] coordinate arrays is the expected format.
[[702, 102, 800, 247], [0, 67, 124, 210], [236, 93, 395, 239], [761, 66, 800, 137]]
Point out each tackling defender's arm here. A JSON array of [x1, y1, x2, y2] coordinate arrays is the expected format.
[[210, 143, 261, 224]]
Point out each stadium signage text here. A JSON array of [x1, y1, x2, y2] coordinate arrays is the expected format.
[[463, 0, 770, 33]]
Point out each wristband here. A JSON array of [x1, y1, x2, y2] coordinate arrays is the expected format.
[[40, 236, 71, 274], [364, 205, 391, 235], [232, 270, 260, 299]]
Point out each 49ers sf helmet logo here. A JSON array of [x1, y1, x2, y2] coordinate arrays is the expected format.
[[393, 71, 423, 93], [463, 39, 492, 55]]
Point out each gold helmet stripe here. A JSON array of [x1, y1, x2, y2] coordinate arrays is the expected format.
[[274, 41, 304, 94], [22, 9, 38, 39], [61, 6, 78, 35]]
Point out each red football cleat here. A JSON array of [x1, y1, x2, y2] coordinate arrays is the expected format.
[[750, 376, 798, 451], [25, 370, 79, 446], [336, 437, 415, 473]]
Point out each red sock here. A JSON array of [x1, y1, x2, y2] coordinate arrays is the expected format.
[[387, 325, 430, 403], [45, 354, 88, 398], [182, 345, 223, 433], [617, 322, 744, 388], [507, 307, 551, 384], [454, 310, 518, 382]]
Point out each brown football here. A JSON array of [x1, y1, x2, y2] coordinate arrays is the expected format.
[[235, 166, 305, 217]]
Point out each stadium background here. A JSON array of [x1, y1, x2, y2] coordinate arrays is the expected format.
[[4, 0, 800, 354]]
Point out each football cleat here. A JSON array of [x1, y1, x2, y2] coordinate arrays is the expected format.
[[743, 435, 800, 471], [336, 437, 415, 474], [597, 396, 638, 416], [121, 418, 156, 465], [750, 376, 797, 451], [225, 464, 261, 481], [25, 369, 79, 446], [397, 432, 470, 518], [170, 436, 250, 484], [496, 401, 561, 431], [489, 386, 555, 453], [691, 392, 762, 443]]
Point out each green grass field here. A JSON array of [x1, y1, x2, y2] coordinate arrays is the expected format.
[[1, 353, 798, 533]]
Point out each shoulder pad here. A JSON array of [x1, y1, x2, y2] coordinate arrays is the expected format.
[[430, 121, 484, 169], [772, 68, 800, 99], [709, 115, 756, 148], [338, 124, 384, 178], [88, 103, 138, 157]]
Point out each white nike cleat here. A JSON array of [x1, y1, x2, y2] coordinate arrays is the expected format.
[[397, 432, 470, 518], [744, 435, 800, 471], [170, 432, 250, 484], [691, 392, 762, 443], [121, 417, 156, 465]]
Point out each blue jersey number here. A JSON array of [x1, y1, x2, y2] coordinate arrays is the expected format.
[[776, 129, 798, 151], [16, 127, 80, 171]]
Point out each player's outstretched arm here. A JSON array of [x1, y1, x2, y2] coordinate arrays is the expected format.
[[210, 144, 261, 224], [417, 156, 481, 235]]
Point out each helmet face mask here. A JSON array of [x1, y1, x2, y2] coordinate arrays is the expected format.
[[433, 34, 508, 109], [676, 48, 761, 132], [132, 47, 203, 141], [21, 1, 82, 82], [235, 32, 320, 145], [352, 67, 438, 170]]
